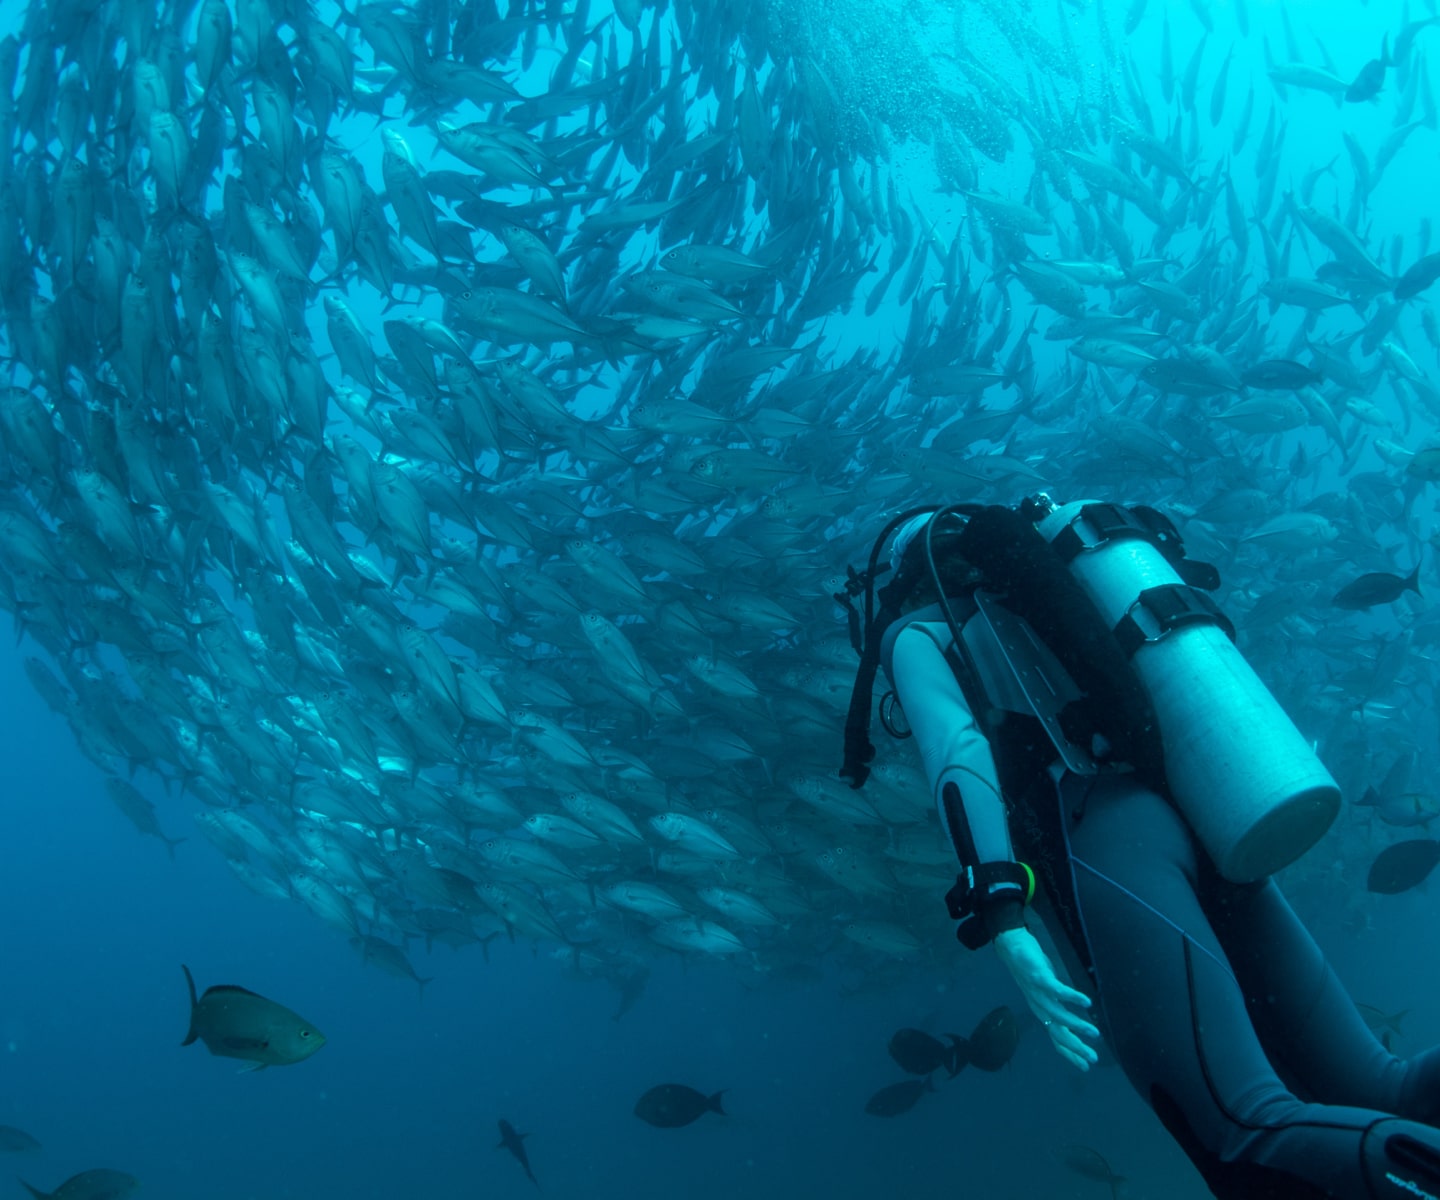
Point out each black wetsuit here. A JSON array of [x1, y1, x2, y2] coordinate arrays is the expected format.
[[1040, 769, 1440, 1199], [879, 597, 1440, 1200]]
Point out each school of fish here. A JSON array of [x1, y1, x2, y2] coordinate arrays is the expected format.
[[1, 0, 1438, 1019]]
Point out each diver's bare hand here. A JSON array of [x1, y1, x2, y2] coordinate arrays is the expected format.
[[994, 926, 1101, 1072]]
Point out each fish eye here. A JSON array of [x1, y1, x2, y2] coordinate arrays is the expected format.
[[300, 1030, 312, 1038]]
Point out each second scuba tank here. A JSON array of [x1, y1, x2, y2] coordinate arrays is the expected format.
[[1034, 499, 1340, 882]]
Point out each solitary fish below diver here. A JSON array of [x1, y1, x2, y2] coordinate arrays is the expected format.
[[496, 1118, 538, 1186], [1059, 1144, 1128, 1199], [181, 964, 326, 1070], [864, 1076, 935, 1117], [633, 1083, 726, 1127]]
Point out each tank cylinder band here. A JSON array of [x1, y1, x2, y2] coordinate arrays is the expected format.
[[1047, 502, 1221, 590], [1047, 502, 1172, 561], [1114, 584, 1237, 657]]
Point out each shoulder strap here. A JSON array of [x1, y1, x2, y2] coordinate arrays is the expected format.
[[835, 506, 941, 788]]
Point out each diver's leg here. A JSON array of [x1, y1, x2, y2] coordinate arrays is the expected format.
[[1063, 774, 1440, 1199], [1206, 872, 1440, 1125]]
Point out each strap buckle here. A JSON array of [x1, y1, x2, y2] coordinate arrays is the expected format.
[[944, 861, 1036, 950], [1114, 583, 1236, 658], [1049, 503, 1221, 591]]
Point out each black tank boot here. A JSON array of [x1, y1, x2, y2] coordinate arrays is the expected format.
[[1363, 1119, 1440, 1200]]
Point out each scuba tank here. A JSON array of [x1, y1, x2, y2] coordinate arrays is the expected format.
[[1032, 497, 1340, 882]]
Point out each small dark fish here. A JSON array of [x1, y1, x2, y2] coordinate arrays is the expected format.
[[19, 1170, 138, 1200], [181, 964, 326, 1070], [1357, 786, 1440, 829], [1240, 359, 1322, 390], [864, 1075, 935, 1117], [609, 967, 649, 1022], [1060, 1144, 1128, 1198], [1346, 35, 1391, 102], [1368, 840, 1440, 894], [0, 1125, 41, 1153], [1395, 251, 1440, 300], [886, 1028, 967, 1077], [633, 1084, 726, 1128], [1357, 1003, 1408, 1042], [1331, 564, 1421, 610], [497, 1119, 537, 1187], [966, 1005, 1020, 1071]]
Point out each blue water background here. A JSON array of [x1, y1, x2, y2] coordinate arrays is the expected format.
[[2, 0, 1438, 1196]]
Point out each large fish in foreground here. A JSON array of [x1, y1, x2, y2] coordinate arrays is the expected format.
[[181, 965, 326, 1070]]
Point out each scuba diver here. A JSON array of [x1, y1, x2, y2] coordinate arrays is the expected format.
[[837, 495, 1440, 1200]]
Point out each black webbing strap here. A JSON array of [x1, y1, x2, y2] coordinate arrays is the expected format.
[[1113, 583, 1237, 657], [836, 506, 948, 789], [839, 615, 887, 788], [1047, 502, 1149, 562]]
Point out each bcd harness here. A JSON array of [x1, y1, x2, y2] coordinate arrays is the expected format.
[[833, 497, 1231, 948]]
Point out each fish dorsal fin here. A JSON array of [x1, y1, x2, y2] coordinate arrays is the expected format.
[[202, 984, 265, 999]]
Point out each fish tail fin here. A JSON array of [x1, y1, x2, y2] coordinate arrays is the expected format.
[[417, 976, 435, 1001], [18, 1180, 48, 1200], [181, 964, 201, 1045], [946, 1034, 969, 1077], [1407, 561, 1423, 595], [164, 835, 187, 860], [707, 1089, 727, 1116]]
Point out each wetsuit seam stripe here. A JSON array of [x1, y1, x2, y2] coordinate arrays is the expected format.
[[1071, 856, 1237, 981], [1184, 936, 1392, 1156]]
